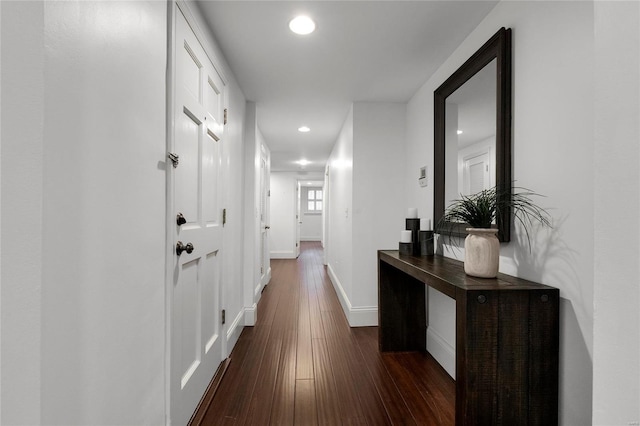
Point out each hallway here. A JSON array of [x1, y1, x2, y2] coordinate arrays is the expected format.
[[201, 242, 454, 425]]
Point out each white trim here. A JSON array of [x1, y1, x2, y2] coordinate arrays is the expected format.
[[327, 263, 350, 316], [225, 309, 245, 356], [300, 237, 322, 242], [349, 306, 378, 327], [427, 326, 456, 378], [254, 266, 269, 300], [175, 1, 228, 85], [271, 250, 296, 259], [326, 264, 378, 327], [244, 303, 257, 326], [261, 266, 271, 287], [164, 3, 177, 422]]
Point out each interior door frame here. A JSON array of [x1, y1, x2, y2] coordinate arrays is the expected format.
[[259, 144, 271, 285], [295, 181, 301, 258], [164, 2, 177, 419]]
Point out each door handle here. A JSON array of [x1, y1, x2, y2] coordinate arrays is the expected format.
[[264, 226, 270, 230], [176, 213, 187, 226], [176, 241, 194, 256]]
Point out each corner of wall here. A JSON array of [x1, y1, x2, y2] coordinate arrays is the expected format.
[[326, 263, 377, 327]]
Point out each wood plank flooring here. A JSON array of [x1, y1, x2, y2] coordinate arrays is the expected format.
[[201, 241, 455, 425]]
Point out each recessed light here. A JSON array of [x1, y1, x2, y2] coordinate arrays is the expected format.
[[298, 126, 311, 133], [289, 16, 315, 35], [457, 130, 463, 135], [296, 159, 311, 166]]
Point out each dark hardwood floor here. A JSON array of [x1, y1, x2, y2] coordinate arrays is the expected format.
[[201, 241, 455, 425]]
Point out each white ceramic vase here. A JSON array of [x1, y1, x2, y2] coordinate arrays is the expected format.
[[464, 228, 499, 278]]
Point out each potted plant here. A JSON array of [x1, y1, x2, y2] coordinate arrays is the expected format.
[[437, 185, 551, 278]]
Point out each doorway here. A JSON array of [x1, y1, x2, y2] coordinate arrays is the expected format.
[[297, 180, 324, 249]]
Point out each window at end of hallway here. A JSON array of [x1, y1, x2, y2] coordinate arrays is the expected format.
[[308, 189, 323, 212]]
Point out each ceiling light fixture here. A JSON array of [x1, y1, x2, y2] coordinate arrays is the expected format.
[[298, 126, 311, 133], [457, 130, 463, 135], [296, 159, 311, 166], [289, 16, 315, 35]]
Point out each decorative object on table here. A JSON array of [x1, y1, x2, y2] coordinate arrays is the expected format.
[[399, 230, 412, 243], [419, 230, 434, 256], [437, 185, 551, 278], [405, 218, 420, 255], [419, 218, 434, 256], [399, 229, 413, 255], [399, 242, 414, 256], [399, 209, 419, 255]]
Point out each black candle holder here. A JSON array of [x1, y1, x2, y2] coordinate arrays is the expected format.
[[419, 230, 434, 256], [405, 218, 420, 255], [399, 242, 413, 256]]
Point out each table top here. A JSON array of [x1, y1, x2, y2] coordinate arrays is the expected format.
[[379, 250, 557, 299]]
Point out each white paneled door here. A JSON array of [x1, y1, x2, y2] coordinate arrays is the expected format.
[[170, 7, 225, 425]]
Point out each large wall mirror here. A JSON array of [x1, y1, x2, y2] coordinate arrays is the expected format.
[[434, 27, 512, 241]]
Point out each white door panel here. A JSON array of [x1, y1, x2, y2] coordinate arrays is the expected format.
[[462, 152, 490, 196], [170, 7, 225, 425]]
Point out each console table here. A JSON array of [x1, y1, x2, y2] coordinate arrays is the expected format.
[[378, 250, 559, 426]]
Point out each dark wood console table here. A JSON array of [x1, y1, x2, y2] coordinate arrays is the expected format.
[[378, 250, 559, 426]]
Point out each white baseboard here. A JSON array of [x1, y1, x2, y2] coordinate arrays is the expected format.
[[427, 326, 456, 378], [244, 303, 256, 326], [226, 309, 245, 355], [254, 280, 265, 299], [349, 305, 378, 326], [261, 267, 271, 287], [300, 236, 321, 241], [270, 250, 296, 259], [326, 263, 378, 327]]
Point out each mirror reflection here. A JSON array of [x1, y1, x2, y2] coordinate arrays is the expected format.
[[444, 59, 497, 207]]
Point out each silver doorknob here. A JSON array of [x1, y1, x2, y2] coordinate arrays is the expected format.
[[176, 241, 194, 256], [265, 226, 271, 230]]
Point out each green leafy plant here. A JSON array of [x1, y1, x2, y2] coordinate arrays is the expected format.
[[437, 185, 552, 250]]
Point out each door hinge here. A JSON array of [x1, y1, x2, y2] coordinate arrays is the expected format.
[[224, 108, 228, 125], [223, 208, 226, 226], [222, 309, 226, 325], [260, 266, 264, 274], [268, 190, 270, 197], [168, 152, 179, 168]]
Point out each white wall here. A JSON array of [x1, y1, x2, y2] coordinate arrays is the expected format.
[[326, 107, 354, 317], [0, 4, 3, 419], [406, 1, 639, 424], [2, 1, 169, 424], [242, 103, 271, 324], [1, 1, 252, 424], [301, 213, 322, 241], [592, 2, 640, 424], [327, 103, 407, 326], [351, 103, 407, 314], [1, 3, 45, 423]]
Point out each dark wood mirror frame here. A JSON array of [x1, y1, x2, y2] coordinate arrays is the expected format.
[[434, 27, 512, 242]]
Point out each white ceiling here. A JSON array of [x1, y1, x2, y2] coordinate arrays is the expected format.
[[196, 1, 498, 172]]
